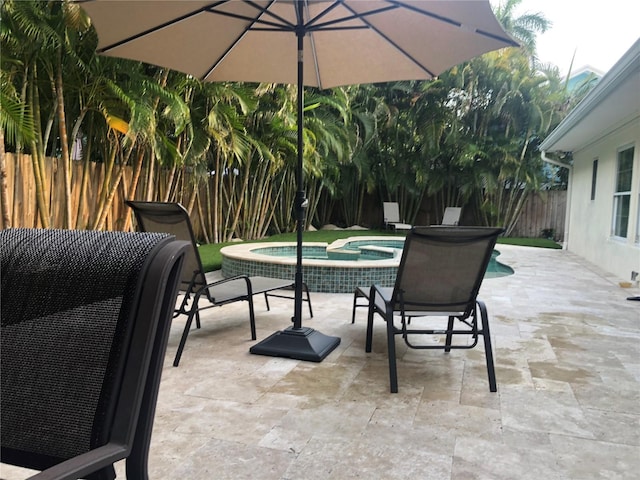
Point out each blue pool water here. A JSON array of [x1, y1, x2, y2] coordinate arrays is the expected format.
[[252, 241, 513, 276], [486, 250, 514, 278]]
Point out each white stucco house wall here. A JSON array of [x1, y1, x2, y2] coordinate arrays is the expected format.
[[540, 38, 640, 283]]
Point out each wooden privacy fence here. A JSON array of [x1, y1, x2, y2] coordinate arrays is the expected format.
[[510, 190, 566, 241], [2, 153, 221, 239], [2, 153, 567, 241], [3, 153, 136, 231]]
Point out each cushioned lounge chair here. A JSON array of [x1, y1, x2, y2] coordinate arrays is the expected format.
[[383, 202, 412, 230], [353, 226, 503, 393], [1, 228, 188, 479], [126, 201, 313, 366]]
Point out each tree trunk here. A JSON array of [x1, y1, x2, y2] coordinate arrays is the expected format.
[[75, 116, 93, 229], [94, 162, 126, 231], [227, 157, 250, 241], [145, 151, 156, 201], [55, 51, 73, 229], [212, 150, 221, 242], [123, 149, 145, 232], [30, 68, 50, 228], [196, 190, 210, 244], [0, 129, 10, 228], [162, 164, 177, 202], [91, 141, 117, 229]]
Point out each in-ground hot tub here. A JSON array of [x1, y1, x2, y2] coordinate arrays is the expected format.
[[220, 236, 513, 293], [221, 237, 403, 293]]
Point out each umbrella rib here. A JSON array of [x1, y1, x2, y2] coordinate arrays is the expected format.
[[201, 10, 294, 31], [300, 1, 420, 87], [388, 0, 518, 46], [387, 0, 463, 27], [302, 0, 344, 30], [201, 0, 296, 81], [339, 2, 437, 78], [472, 28, 519, 46], [241, 0, 295, 29], [96, 0, 300, 54], [302, 1, 323, 90], [308, 4, 398, 32], [95, 1, 227, 53]]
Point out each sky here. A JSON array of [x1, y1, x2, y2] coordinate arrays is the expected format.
[[510, 0, 640, 76]]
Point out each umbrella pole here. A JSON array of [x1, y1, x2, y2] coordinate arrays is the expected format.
[[249, 13, 340, 362], [293, 25, 305, 330]]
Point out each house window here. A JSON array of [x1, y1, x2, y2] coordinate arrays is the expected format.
[[612, 146, 634, 238], [637, 191, 640, 244], [591, 159, 598, 200]]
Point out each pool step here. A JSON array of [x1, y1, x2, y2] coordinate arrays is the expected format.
[[326, 248, 361, 260]]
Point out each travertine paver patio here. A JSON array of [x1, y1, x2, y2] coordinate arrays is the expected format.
[[2, 245, 639, 479]]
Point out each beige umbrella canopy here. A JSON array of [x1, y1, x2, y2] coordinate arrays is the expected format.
[[79, 0, 517, 362], [81, 0, 516, 88]]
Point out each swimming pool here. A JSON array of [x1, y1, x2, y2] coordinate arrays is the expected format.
[[221, 236, 513, 293]]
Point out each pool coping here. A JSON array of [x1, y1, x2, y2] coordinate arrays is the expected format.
[[220, 236, 405, 269]]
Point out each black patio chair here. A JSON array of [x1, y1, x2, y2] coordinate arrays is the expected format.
[[125, 201, 313, 366], [1, 228, 188, 480], [360, 226, 504, 393]]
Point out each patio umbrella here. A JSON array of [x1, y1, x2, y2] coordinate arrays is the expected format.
[[78, 0, 518, 362]]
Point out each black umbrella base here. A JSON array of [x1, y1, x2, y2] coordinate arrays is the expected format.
[[250, 326, 340, 362]]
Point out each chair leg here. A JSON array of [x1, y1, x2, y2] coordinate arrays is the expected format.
[[352, 288, 369, 324], [248, 296, 257, 340], [477, 301, 497, 392], [385, 307, 398, 393], [352, 289, 363, 324], [263, 292, 271, 311], [125, 458, 148, 480], [303, 282, 314, 318], [175, 292, 190, 317], [365, 299, 375, 352], [444, 315, 455, 352], [173, 306, 198, 367]]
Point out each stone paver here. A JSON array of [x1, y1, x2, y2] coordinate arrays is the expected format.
[[2, 245, 638, 479]]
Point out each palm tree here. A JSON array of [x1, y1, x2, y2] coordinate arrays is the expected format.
[[0, 71, 35, 228], [493, 0, 551, 60], [444, 46, 567, 232], [325, 84, 381, 227], [1, 0, 56, 227], [301, 87, 353, 228]]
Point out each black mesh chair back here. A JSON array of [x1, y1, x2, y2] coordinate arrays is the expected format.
[[393, 226, 502, 315], [125, 200, 205, 291], [1, 228, 188, 479]]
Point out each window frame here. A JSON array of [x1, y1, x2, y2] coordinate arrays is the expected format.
[[636, 190, 640, 244], [591, 158, 598, 201], [611, 145, 634, 239]]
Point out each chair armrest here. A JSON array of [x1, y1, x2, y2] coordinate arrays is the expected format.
[[194, 275, 253, 304], [369, 285, 392, 314], [27, 444, 127, 480]]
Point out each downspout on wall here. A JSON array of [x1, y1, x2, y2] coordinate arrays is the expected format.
[[541, 151, 572, 250]]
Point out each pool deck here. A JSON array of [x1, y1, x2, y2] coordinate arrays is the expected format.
[[3, 245, 639, 479]]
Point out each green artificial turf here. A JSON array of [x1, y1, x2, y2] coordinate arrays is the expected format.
[[496, 237, 562, 249]]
